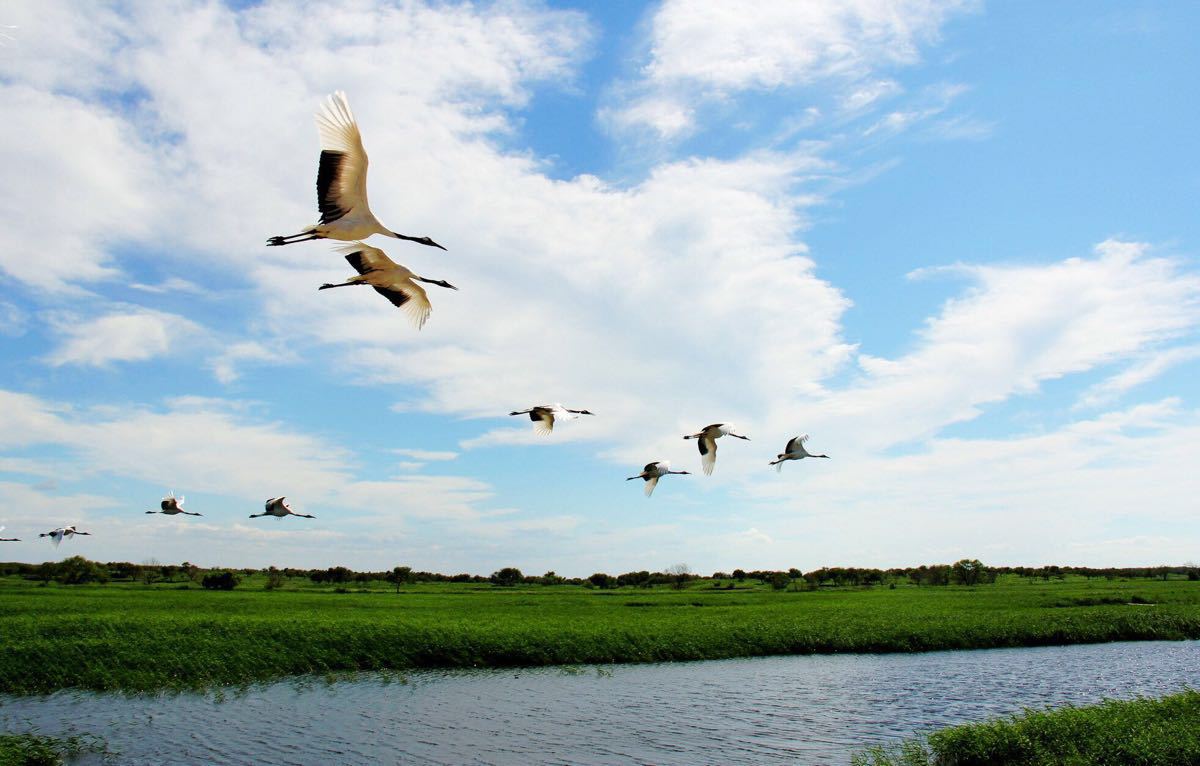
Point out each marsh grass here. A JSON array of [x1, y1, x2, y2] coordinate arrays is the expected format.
[[852, 689, 1200, 766], [2, 575, 1199, 694], [0, 732, 104, 766]]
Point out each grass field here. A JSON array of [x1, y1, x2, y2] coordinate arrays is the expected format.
[[2, 575, 1199, 694], [852, 688, 1200, 765]]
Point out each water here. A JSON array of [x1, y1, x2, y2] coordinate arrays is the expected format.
[[2, 641, 1198, 765]]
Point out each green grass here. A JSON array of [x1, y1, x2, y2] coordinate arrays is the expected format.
[[0, 732, 102, 766], [2, 575, 1199, 694], [852, 689, 1200, 765]]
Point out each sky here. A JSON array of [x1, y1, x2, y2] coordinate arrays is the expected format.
[[0, 0, 1198, 576]]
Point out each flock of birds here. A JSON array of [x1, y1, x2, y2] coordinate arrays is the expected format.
[[3, 91, 829, 546]]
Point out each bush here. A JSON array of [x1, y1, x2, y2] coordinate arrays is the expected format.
[[264, 568, 285, 590], [56, 557, 108, 585], [201, 571, 240, 590], [588, 572, 615, 589], [490, 567, 523, 587]]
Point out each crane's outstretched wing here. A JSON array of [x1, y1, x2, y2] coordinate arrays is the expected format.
[[532, 408, 554, 435], [372, 280, 432, 329], [785, 434, 809, 454], [337, 242, 396, 275], [699, 436, 717, 475], [315, 91, 369, 224], [644, 475, 660, 497]]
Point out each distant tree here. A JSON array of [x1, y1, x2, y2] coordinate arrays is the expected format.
[[202, 571, 240, 590], [617, 571, 651, 588], [541, 571, 564, 585], [732, 569, 747, 581], [265, 566, 285, 591], [666, 563, 691, 590], [490, 567, 523, 587], [787, 568, 803, 580], [141, 558, 161, 586], [181, 561, 200, 582], [588, 572, 615, 589], [711, 571, 730, 580], [770, 571, 789, 590], [951, 559, 991, 586], [56, 556, 108, 585], [386, 566, 413, 593]]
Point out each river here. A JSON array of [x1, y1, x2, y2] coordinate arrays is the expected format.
[[1, 640, 1197, 765]]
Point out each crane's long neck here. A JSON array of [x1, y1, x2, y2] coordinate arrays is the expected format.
[[319, 279, 362, 290]]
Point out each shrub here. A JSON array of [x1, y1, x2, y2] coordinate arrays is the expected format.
[[264, 568, 285, 590], [56, 557, 108, 585], [490, 567, 523, 587], [201, 571, 240, 590], [588, 572, 615, 589]]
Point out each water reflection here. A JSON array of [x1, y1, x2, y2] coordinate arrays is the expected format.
[[1, 641, 1197, 765]]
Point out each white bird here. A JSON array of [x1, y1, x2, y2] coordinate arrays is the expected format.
[[250, 497, 315, 520], [626, 461, 690, 497], [0, 526, 19, 542], [770, 434, 831, 472], [683, 423, 750, 475], [318, 243, 457, 329], [267, 91, 445, 250], [509, 404, 595, 434], [38, 525, 91, 547], [146, 494, 202, 516]]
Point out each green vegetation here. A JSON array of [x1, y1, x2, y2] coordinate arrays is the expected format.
[[853, 689, 1200, 766], [0, 732, 103, 766], [2, 568, 1199, 695]]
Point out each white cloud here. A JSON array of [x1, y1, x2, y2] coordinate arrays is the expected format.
[[209, 341, 294, 384], [740, 400, 1200, 569], [804, 240, 1200, 451], [608, 0, 977, 137], [393, 449, 458, 462], [0, 302, 26, 336], [0, 85, 161, 291], [129, 277, 208, 296], [0, 388, 549, 568], [43, 308, 204, 368], [1075, 345, 1200, 410]]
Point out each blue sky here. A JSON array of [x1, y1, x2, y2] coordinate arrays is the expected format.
[[0, 0, 1197, 575]]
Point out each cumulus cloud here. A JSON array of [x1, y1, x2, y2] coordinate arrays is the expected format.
[[606, 0, 977, 137], [802, 240, 1200, 450], [0, 85, 160, 291], [43, 308, 206, 368]]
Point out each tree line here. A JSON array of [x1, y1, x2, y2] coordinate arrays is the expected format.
[[2, 558, 1196, 591]]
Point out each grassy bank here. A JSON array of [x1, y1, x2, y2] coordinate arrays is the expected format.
[[2, 576, 1199, 694], [853, 689, 1200, 765], [0, 732, 101, 766]]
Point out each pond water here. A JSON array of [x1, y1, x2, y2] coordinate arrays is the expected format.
[[2, 640, 1198, 765]]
